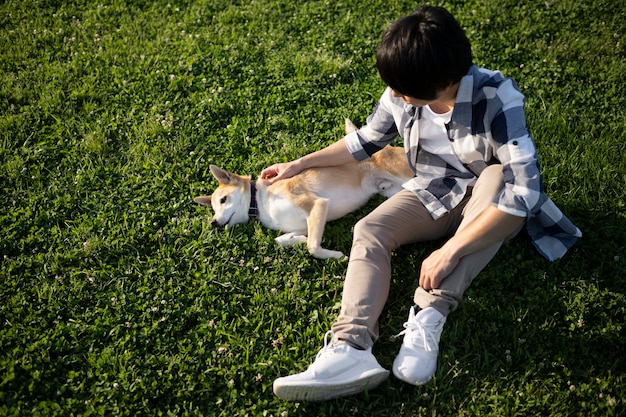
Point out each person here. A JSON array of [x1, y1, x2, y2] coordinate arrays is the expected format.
[[262, 5, 581, 402]]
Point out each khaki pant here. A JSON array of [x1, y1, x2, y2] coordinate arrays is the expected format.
[[332, 165, 519, 349]]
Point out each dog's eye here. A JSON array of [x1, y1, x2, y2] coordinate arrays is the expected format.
[[220, 196, 227, 204]]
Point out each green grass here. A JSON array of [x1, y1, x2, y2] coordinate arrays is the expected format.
[[1, 0, 625, 415]]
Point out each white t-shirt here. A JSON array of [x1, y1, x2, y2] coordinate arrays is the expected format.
[[419, 105, 468, 174]]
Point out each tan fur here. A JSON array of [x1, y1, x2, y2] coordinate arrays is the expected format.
[[194, 119, 413, 259]]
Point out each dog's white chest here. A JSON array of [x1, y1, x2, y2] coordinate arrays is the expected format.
[[258, 194, 308, 232]]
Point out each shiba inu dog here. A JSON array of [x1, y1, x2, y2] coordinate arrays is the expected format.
[[194, 120, 413, 259]]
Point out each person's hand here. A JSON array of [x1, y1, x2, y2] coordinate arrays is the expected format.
[[419, 245, 459, 291], [260, 159, 303, 184]]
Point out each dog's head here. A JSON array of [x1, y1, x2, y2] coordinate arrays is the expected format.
[[194, 165, 252, 228]]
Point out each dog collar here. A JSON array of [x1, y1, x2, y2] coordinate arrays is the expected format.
[[249, 181, 258, 218]]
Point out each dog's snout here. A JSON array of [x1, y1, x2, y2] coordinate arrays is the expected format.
[[211, 219, 227, 230]]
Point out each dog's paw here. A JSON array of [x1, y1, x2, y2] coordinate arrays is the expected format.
[[377, 180, 393, 191], [275, 232, 307, 247], [310, 248, 345, 260], [344, 118, 358, 134], [378, 183, 403, 198]]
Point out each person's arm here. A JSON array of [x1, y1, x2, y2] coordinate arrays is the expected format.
[[419, 206, 524, 290], [420, 76, 536, 290], [260, 138, 354, 184]]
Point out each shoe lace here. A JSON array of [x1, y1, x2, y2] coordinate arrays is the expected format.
[[391, 320, 440, 352], [315, 330, 336, 360]]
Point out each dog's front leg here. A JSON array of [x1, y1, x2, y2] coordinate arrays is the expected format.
[[307, 198, 345, 260]]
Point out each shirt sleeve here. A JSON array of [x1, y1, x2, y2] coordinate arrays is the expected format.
[[344, 88, 401, 161], [489, 79, 543, 218]]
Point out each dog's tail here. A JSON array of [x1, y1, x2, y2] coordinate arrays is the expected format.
[[344, 118, 358, 134]]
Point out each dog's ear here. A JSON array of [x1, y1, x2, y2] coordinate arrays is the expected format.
[[194, 195, 212, 208], [210, 165, 234, 184]]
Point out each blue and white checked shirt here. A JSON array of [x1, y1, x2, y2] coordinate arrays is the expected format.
[[344, 65, 581, 261]]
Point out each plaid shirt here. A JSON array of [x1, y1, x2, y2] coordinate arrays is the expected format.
[[344, 65, 581, 261]]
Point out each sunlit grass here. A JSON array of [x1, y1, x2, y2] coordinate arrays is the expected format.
[[1, 0, 625, 416]]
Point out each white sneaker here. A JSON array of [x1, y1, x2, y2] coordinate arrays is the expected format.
[[273, 331, 389, 401], [392, 306, 446, 385]]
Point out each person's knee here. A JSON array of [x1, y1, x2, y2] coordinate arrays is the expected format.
[[353, 216, 394, 247], [351, 217, 397, 261], [353, 216, 376, 240], [475, 164, 504, 195], [482, 164, 504, 181]]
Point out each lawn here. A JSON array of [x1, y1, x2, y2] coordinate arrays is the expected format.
[[1, 0, 625, 415]]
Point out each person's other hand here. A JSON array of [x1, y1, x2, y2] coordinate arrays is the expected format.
[[419, 246, 459, 291]]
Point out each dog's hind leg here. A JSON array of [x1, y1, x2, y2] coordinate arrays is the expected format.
[[306, 198, 345, 260]]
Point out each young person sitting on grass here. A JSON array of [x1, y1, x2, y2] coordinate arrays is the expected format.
[[261, 5, 581, 401]]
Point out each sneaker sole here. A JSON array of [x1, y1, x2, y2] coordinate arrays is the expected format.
[[273, 369, 389, 402]]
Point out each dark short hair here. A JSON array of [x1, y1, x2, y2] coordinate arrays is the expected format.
[[376, 5, 472, 100]]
